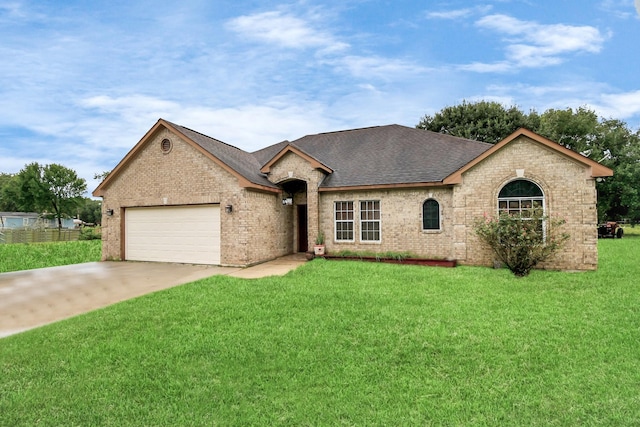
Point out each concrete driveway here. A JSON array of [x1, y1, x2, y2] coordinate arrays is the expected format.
[[0, 255, 307, 338]]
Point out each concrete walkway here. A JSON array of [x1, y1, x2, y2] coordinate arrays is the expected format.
[[228, 254, 308, 279], [0, 254, 307, 338]]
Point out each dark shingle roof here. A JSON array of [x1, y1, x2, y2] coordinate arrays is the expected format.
[[169, 121, 493, 189], [252, 139, 290, 165], [167, 122, 278, 189], [286, 124, 494, 187]]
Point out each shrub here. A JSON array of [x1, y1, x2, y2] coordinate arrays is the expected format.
[[78, 226, 102, 241], [474, 211, 569, 277]]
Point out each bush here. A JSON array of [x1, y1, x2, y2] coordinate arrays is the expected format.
[[78, 226, 102, 241], [474, 212, 569, 277]]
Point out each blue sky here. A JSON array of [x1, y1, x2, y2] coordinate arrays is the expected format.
[[1, 0, 639, 193]]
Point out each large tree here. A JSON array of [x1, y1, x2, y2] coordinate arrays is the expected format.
[[416, 100, 538, 144], [9, 163, 87, 229], [416, 102, 640, 222]]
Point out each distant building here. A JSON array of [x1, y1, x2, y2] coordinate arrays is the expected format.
[[0, 212, 76, 229]]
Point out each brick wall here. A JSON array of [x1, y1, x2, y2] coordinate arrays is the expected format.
[[318, 188, 455, 259], [242, 190, 292, 264], [454, 136, 598, 271], [100, 129, 599, 271], [99, 128, 289, 266], [266, 151, 326, 252]]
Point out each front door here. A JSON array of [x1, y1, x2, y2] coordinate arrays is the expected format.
[[297, 204, 308, 252]]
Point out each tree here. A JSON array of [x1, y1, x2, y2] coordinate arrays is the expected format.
[[588, 120, 640, 222], [11, 163, 87, 229], [0, 173, 19, 211], [416, 100, 537, 144], [93, 171, 111, 182], [416, 102, 640, 222], [77, 198, 102, 225], [536, 107, 599, 153], [536, 110, 640, 222]]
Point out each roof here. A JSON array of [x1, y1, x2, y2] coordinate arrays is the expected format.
[[93, 120, 614, 197], [167, 121, 277, 190], [93, 119, 279, 196], [443, 128, 614, 184], [284, 124, 494, 189]]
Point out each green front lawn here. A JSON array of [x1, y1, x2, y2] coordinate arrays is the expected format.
[[1, 237, 639, 425], [0, 240, 101, 273]]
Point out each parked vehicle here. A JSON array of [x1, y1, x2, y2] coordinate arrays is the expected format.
[[598, 221, 624, 238]]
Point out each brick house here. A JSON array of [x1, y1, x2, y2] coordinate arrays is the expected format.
[[93, 119, 612, 270]]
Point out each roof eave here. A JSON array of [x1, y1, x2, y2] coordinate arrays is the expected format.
[[260, 145, 333, 174], [93, 119, 167, 197], [442, 128, 614, 185], [92, 119, 279, 197], [318, 181, 448, 192]]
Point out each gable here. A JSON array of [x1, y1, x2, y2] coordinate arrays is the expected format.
[[260, 145, 333, 175], [93, 119, 278, 197], [443, 128, 613, 184], [94, 126, 241, 201]]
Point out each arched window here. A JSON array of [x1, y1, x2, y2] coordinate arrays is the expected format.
[[423, 199, 440, 230], [498, 179, 544, 217]]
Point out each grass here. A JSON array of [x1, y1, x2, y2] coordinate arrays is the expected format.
[[1, 236, 640, 425], [0, 240, 101, 273]]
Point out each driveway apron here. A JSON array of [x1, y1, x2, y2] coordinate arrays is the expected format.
[[0, 262, 239, 338]]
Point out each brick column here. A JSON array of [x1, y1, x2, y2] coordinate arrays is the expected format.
[[306, 179, 320, 252]]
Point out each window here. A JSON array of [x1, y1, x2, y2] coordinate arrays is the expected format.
[[360, 200, 380, 242], [160, 138, 172, 154], [498, 179, 544, 217], [334, 201, 354, 241], [423, 199, 440, 230]]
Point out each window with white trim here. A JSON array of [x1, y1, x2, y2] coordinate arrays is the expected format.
[[498, 179, 545, 237], [498, 179, 544, 217], [334, 201, 354, 241], [422, 199, 440, 230], [360, 200, 380, 242]]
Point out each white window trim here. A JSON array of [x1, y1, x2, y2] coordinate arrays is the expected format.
[[497, 180, 547, 239], [334, 201, 355, 242], [359, 200, 381, 243]]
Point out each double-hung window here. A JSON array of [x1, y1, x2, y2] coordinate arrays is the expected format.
[[360, 200, 381, 242], [334, 201, 354, 241]]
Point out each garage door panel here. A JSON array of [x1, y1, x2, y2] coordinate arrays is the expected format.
[[125, 205, 220, 265]]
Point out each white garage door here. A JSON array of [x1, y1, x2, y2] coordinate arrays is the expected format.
[[125, 205, 220, 265]]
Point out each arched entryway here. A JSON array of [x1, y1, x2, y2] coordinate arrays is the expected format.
[[280, 179, 309, 253]]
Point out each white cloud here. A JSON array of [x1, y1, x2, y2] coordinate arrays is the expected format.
[[597, 90, 640, 120], [464, 14, 607, 72], [426, 6, 493, 20], [80, 95, 179, 122], [476, 82, 640, 128], [599, 0, 635, 19], [224, 8, 428, 83], [460, 61, 512, 73], [78, 94, 339, 152], [0, 2, 31, 21], [225, 10, 348, 52], [325, 55, 429, 80]]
